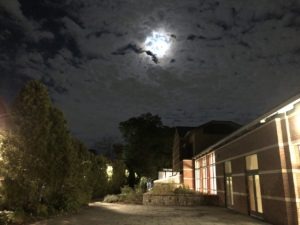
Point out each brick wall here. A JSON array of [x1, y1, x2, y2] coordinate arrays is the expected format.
[[182, 159, 194, 189], [214, 116, 300, 225], [172, 130, 182, 172]]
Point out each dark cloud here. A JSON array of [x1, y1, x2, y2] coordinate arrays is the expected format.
[[112, 43, 159, 64], [0, 0, 300, 146]]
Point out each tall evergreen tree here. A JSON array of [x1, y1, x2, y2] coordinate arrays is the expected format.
[[1, 80, 111, 215], [44, 107, 73, 211], [2, 80, 52, 212]]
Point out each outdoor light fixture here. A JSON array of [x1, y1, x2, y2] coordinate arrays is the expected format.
[[260, 98, 300, 124], [260, 119, 266, 124], [277, 103, 294, 114]]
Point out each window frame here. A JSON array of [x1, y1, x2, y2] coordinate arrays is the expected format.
[[195, 152, 217, 195]]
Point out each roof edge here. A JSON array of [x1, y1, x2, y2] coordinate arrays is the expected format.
[[193, 92, 300, 159]]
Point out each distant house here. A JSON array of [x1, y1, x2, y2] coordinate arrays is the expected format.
[[172, 121, 241, 189], [193, 94, 300, 225]]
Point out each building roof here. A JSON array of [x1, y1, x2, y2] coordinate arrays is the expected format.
[[197, 120, 241, 134], [194, 93, 300, 159], [175, 126, 196, 137]]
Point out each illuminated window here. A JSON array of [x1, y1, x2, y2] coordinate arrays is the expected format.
[[225, 161, 234, 207], [246, 154, 258, 171], [245, 154, 263, 214], [294, 145, 300, 163], [195, 152, 216, 194], [225, 161, 232, 174]]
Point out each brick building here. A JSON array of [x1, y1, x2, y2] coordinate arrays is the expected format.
[[172, 121, 240, 189], [194, 94, 300, 225]]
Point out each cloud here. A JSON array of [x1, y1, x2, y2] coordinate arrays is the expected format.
[[1, 0, 300, 146], [0, 0, 25, 21], [112, 43, 159, 64]]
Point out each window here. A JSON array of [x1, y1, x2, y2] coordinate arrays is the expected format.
[[225, 161, 232, 174], [225, 161, 234, 207], [245, 154, 263, 214], [296, 145, 300, 162], [195, 152, 217, 194], [246, 154, 258, 171]]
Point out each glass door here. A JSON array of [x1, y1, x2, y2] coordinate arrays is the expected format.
[[225, 161, 234, 208], [247, 174, 263, 216], [245, 154, 263, 217], [226, 176, 234, 208]]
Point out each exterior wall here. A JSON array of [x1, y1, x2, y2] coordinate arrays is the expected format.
[[182, 159, 194, 189], [193, 131, 226, 156], [212, 108, 300, 225], [172, 130, 182, 172]]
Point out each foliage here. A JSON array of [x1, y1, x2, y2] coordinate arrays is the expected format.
[[119, 113, 174, 186], [1, 80, 53, 213], [103, 185, 144, 205], [103, 195, 119, 203], [0, 80, 113, 219], [109, 159, 126, 194], [148, 183, 195, 195], [173, 186, 195, 194], [148, 183, 175, 195], [137, 177, 148, 193], [91, 155, 109, 199], [0, 211, 13, 225]]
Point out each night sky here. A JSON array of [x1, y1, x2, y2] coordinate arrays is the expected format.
[[1, 0, 300, 146]]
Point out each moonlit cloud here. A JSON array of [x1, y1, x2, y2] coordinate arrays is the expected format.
[[0, 0, 300, 146], [144, 31, 172, 58]]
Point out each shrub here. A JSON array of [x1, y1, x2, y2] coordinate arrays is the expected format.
[[102, 186, 143, 204], [103, 195, 119, 203], [173, 186, 195, 194], [149, 183, 175, 195], [119, 186, 142, 204], [35, 204, 48, 217], [0, 211, 14, 225], [137, 177, 147, 193]]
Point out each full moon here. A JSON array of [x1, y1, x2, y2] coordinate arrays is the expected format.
[[144, 31, 172, 58]]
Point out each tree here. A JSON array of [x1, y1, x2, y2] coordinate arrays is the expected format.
[[119, 113, 173, 187], [1, 80, 107, 215], [109, 159, 126, 194], [43, 106, 73, 212], [90, 155, 109, 198], [2, 80, 52, 212]]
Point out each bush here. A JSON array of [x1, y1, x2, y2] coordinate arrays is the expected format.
[[119, 186, 142, 204], [174, 186, 195, 194], [149, 183, 174, 195], [0, 211, 14, 225], [35, 204, 48, 217], [103, 195, 119, 203], [137, 177, 147, 193], [102, 186, 143, 204]]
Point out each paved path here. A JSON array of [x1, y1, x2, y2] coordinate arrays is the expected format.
[[31, 202, 270, 225]]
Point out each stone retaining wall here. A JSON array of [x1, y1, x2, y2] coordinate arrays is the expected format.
[[143, 193, 219, 206]]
